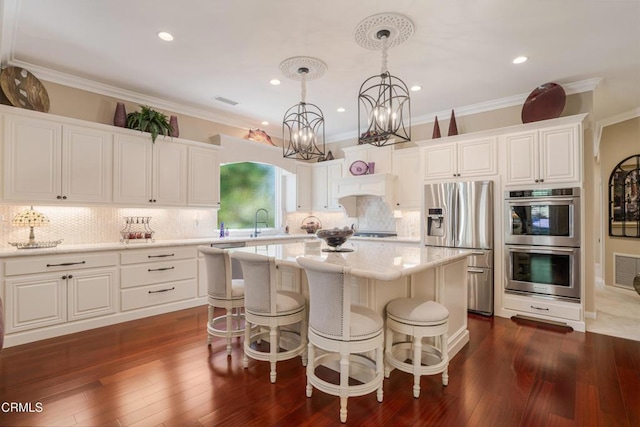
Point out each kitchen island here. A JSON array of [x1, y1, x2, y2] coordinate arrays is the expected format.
[[231, 240, 471, 358]]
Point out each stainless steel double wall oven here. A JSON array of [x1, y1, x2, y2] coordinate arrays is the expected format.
[[504, 187, 581, 301]]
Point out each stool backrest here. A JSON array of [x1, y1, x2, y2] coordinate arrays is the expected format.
[[232, 251, 277, 315], [296, 257, 351, 341], [198, 246, 233, 298]]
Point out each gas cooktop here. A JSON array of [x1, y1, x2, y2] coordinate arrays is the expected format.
[[353, 231, 398, 238]]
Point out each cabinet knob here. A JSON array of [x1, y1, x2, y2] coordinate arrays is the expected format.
[[62, 195, 67, 200], [534, 179, 539, 183], [149, 199, 153, 202], [61, 275, 67, 280], [68, 274, 73, 279], [153, 199, 157, 203], [540, 179, 544, 183], [57, 195, 62, 199]]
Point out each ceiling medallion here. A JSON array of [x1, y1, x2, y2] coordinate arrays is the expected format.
[[281, 56, 327, 160], [355, 13, 414, 147]]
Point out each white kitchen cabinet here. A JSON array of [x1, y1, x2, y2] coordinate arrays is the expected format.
[[393, 148, 422, 209], [113, 134, 187, 205], [4, 252, 118, 333], [504, 123, 581, 185], [423, 136, 497, 181], [3, 115, 112, 203], [295, 163, 312, 211], [311, 160, 343, 211], [120, 246, 197, 311], [188, 146, 220, 207], [343, 144, 392, 176]]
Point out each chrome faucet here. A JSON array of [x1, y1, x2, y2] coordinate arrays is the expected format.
[[253, 208, 269, 237]]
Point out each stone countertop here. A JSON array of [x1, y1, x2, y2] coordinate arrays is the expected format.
[[0, 234, 311, 258], [230, 240, 469, 281]]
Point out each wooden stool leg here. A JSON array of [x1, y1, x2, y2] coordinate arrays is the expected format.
[[269, 326, 278, 383], [225, 308, 233, 355], [207, 305, 214, 345], [442, 333, 449, 386], [376, 345, 384, 403], [243, 320, 251, 368], [306, 342, 314, 398], [413, 335, 422, 398], [340, 353, 349, 423], [384, 327, 392, 378]]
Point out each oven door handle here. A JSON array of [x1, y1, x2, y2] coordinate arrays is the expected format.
[[507, 198, 576, 206], [506, 245, 577, 253]]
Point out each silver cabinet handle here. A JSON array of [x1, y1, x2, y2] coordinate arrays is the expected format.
[[148, 287, 175, 294], [467, 268, 485, 273], [148, 266, 175, 272]]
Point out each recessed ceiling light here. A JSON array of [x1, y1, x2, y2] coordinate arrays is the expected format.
[[270, 79, 281, 85], [512, 56, 528, 64], [157, 31, 174, 42], [410, 85, 422, 92], [337, 107, 346, 113], [261, 121, 269, 125]]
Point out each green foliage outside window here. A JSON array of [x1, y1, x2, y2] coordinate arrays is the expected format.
[[219, 162, 276, 229]]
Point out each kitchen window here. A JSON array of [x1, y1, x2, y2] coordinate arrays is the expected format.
[[218, 162, 279, 229]]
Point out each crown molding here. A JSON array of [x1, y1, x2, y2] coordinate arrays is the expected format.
[[594, 106, 640, 159]]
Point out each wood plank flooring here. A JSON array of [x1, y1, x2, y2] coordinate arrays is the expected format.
[[1, 306, 639, 426]]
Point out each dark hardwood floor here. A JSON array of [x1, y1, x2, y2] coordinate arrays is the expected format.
[[1, 306, 639, 426]]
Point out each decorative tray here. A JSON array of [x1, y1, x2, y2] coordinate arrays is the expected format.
[[9, 240, 62, 249]]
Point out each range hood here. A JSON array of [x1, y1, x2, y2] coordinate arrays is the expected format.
[[336, 173, 397, 217]]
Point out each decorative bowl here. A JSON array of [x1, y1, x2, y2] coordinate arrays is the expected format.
[[317, 227, 354, 251], [301, 216, 322, 234]]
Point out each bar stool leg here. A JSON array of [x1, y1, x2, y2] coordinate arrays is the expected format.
[[376, 345, 384, 403], [442, 333, 449, 386], [384, 327, 392, 378], [207, 305, 214, 345], [340, 352, 349, 423], [243, 320, 251, 368], [413, 335, 422, 398], [306, 342, 314, 398], [269, 326, 278, 383]]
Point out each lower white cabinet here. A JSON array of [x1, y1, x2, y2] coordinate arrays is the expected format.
[[119, 246, 197, 311], [4, 253, 118, 333], [503, 293, 581, 322]]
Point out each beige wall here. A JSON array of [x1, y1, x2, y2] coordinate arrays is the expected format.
[[600, 117, 640, 286], [42, 80, 258, 145]]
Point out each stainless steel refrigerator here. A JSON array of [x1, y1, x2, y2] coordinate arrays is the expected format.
[[424, 180, 494, 315]]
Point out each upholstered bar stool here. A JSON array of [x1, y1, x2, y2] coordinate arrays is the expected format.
[[384, 298, 449, 398], [198, 246, 247, 356], [232, 251, 307, 383], [297, 257, 384, 424]]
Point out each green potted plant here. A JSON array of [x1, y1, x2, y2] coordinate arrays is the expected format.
[[126, 105, 173, 143]]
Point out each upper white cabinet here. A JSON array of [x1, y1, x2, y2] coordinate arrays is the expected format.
[[113, 135, 187, 205], [423, 136, 497, 181], [343, 144, 392, 176], [504, 122, 581, 185], [295, 163, 312, 211], [392, 147, 422, 209], [3, 115, 112, 203], [311, 160, 343, 211], [188, 146, 220, 207]]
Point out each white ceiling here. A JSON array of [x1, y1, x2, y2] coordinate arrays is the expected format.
[[1, 0, 639, 141]]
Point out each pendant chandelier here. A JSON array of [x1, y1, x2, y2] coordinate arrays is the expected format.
[[355, 13, 414, 146], [281, 57, 327, 160]]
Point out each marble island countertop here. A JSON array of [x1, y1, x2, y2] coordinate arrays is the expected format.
[[230, 241, 470, 281]]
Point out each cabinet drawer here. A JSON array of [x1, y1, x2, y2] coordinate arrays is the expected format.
[[121, 279, 196, 311], [120, 259, 196, 288], [504, 294, 581, 321], [5, 253, 117, 276], [120, 246, 196, 265]]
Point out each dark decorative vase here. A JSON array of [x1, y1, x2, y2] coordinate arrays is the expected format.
[[169, 115, 179, 138], [432, 116, 441, 138], [113, 102, 127, 127], [448, 110, 458, 136]]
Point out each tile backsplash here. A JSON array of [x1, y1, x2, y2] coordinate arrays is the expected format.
[[0, 205, 218, 248]]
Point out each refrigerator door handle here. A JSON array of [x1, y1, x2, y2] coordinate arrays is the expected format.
[[468, 268, 486, 273]]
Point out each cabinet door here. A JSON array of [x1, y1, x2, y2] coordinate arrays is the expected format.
[[539, 124, 580, 184], [188, 146, 220, 207], [153, 141, 187, 205], [393, 149, 422, 209], [458, 137, 497, 177], [326, 162, 343, 210], [369, 146, 393, 174], [311, 164, 328, 210], [296, 164, 312, 211], [3, 115, 62, 201], [67, 268, 117, 321], [504, 131, 538, 185], [423, 142, 457, 180], [5, 274, 66, 333], [113, 134, 153, 204], [62, 125, 113, 203]]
